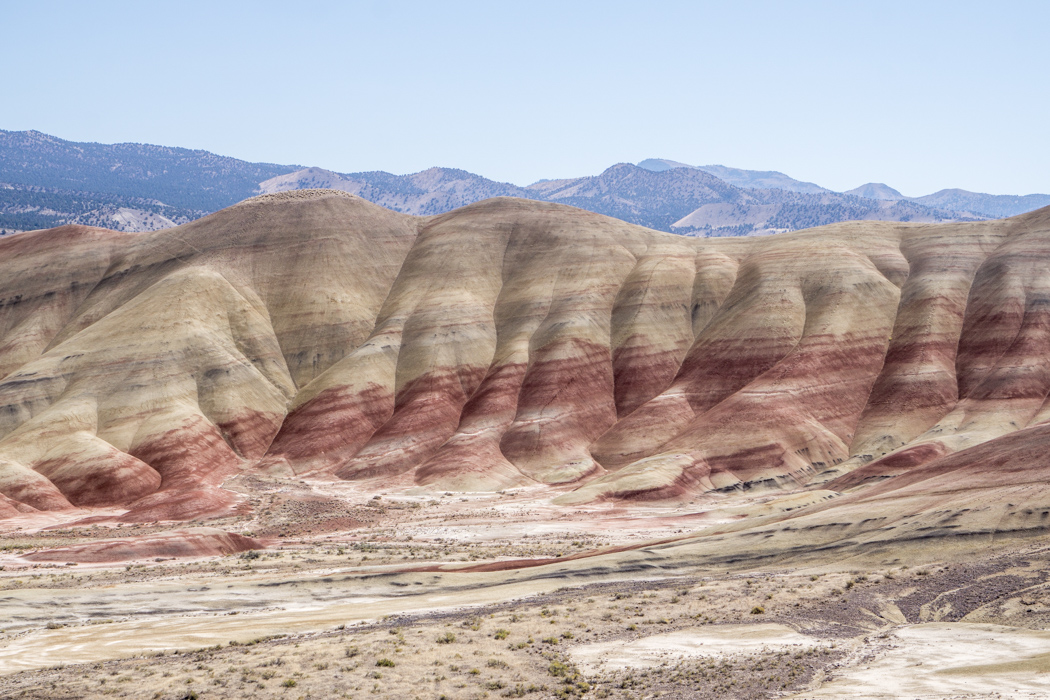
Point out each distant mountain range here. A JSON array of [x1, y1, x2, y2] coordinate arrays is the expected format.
[[0, 130, 293, 210], [856, 183, 1050, 220], [256, 166, 535, 217], [637, 158, 829, 193], [0, 130, 294, 233], [2, 129, 1048, 236], [637, 159, 1050, 220], [525, 163, 957, 234]]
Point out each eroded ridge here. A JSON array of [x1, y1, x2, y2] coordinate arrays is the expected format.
[[0, 193, 1048, 521]]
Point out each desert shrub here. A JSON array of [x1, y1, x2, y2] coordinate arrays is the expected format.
[[549, 661, 570, 677]]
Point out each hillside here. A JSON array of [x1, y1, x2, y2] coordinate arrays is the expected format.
[[0, 130, 294, 231], [0, 130, 296, 211], [1, 192, 1050, 537], [638, 158, 829, 193], [838, 183, 1050, 219], [913, 188, 1050, 218], [0, 182, 202, 234], [527, 163, 750, 231]]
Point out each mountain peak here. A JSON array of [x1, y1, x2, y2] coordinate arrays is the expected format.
[[845, 182, 905, 201], [637, 158, 695, 172], [638, 159, 828, 194]]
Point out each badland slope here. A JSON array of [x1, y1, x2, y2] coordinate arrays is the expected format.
[[1, 192, 1050, 532]]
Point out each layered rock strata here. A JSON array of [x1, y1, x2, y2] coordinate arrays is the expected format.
[[0, 190, 1048, 519]]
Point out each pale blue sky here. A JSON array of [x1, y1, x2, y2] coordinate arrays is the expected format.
[[4, 1, 1048, 195]]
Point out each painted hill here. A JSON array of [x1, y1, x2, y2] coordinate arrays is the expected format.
[[2, 192, 1050, 529]]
